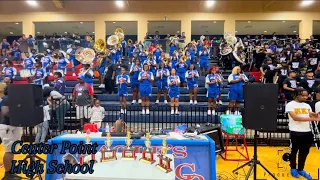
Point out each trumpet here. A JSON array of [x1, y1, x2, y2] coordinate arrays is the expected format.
[[128, 39, 132, 45], [163, 57, 169, 65], [173, 50, 178, 56], [181, 55, 187, 62]]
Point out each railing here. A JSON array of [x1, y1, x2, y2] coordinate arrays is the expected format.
[[143, 39, 186, 53], [22, 99, 291, 146]]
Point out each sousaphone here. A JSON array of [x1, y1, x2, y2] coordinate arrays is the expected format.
[[75, 47, 84, 62], [107, 35, 119, 46]]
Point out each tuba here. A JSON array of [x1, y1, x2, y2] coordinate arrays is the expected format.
[[233, 38, 246, 65]]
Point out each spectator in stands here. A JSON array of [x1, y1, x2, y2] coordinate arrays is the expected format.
[[67, 44, 79, 77], [154, 31, 160, 44], [72, 75, 94, 130], [33, 61, 47, 86], [168, 68, 180, 115], [90, 99, 105, 128], [57, 52, 70, 75], [307, 49, 318, 72], [283, 71, 297, 101], [138, 64, 154, 115], [85, 32, 92, 48], [53, 72, 65, 95], [0, 87, 23, 179], [104, 58, 116, 94], [27, 35, 35, 51], [227, 66, 248, 115], [1, 39, 10, 57], [300, 69, 316, 100], [206, 66, 221, 115], [260, 58, 277, 83], [116, 66, 130, 114], [285, 88, 320, 180], [156, 63, 169, 104], [289, 55, 300, 72], [79, 64, 94, 90], [199, 46, 210, 76], [186, 64, 199, 105], [2, 60, 16, 83], [35, 97, 51, 143], [130, 58, 142, 104], [12, 44, 21, 62], [276, 62, 289, 92]]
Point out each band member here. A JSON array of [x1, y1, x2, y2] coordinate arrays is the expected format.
[[143, 53, 157, 76], [199, 46, 210, 76], [196, 40, 203, 64], [168, 69, 180, 115], [260, 58, 277, 83], [98, 55, 107, 88], [169, 52, 179, 71], [128, 42, 135, 65], [67, 44, 79, 76], [285, 88, 320, 180], [169, 42, 177, 57], [153, 44, 163, 64], [283, 71, 297, 101], [121, 39, 127, 58], [33, 62, 47, 86], [300, 69, 316, 100], [227, 66, 248, 115], [156, 63, 170, 104], [2, 60, 16, 83], [186, 64, 199, 105], [129, 58, 142, 104], [57, 52, 70, 75], [133, 44, 141, 59], [116, 66, 130, 114], [79, 64, 94, 89], [206, 66, 221, 115], [176, 56, 188, 87], [23, 52, 36, 70], [41, 50, 53, 76], [110, 47, 117, 64], [138, 64, 154, 115], [139, 49, 148, 62]]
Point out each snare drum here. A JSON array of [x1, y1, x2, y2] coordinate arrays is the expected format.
[[20, 69, 32, 78]]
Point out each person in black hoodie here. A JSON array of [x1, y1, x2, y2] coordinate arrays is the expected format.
[[307, 49, 319, 72], [260, 57, 276, 83], [300, 69, 316, 100], [283, 70, 297, 101]]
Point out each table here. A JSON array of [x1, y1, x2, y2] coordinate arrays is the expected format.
[[45, 133, 216, 180]]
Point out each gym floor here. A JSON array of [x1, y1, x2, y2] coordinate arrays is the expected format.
[[0, 145, 319, 180]]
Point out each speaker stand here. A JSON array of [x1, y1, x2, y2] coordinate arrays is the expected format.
[[232, 130, 278, 180], [22, 127, 46, 180]]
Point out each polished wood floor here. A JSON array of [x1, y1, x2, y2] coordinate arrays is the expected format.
[[0, 145, 319, 180]]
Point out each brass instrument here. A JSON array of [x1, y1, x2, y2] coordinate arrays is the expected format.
[[179, 48, 183, 53], [115, 28, 124, 34], [163, 57, 169, 65], [115, 28, 124, 44], [173, 50, 178, 56], [181, 55, 187, 62], [200, 35, 206, 43], [107, 35, 119, 46], [128, 39, 132, 45]]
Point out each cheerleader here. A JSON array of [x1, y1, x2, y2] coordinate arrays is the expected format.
[[41, 50, 53, 76], [116, 66, 130, 114], [168, 69, 180, 115], [206, 67, 221, 115], [227, 66, 248, 115], [199, 46, 210, 76], [33, 62, 47, 86], [2, 60, 16, 83], [138, 63, 154, 115], [128, 43, 135, 65], [57, 52, 70, 75], [176, 56, 188, 87], [153, 44, 163, 64], [185, 64, 199, 104], [129, 58, 142, 104], [156, 63, 170, 104]]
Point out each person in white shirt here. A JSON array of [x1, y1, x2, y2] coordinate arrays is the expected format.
[[35, 98, 52, 143], [285, 88, 320, 179], [90, 100, 105, 128]]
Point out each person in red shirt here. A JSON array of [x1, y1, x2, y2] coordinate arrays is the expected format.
[[72, 75, 94, 130], [149, 43, 155, 53]]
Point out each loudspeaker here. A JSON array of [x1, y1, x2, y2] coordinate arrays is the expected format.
[[8, 84, 44, 127], [187, 125, 224, 154], [243, 84, 278, 131]]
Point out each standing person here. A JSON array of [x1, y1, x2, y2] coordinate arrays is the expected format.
[[283, 71, 297, 101], [129, 58, 142, 104], [0, 88, 24, 179], [227, 66, 249, 115], [2, 60, 17, 83], [33, 62, 47, 86], [72, 75, 94, 130], [285, 88, 320, 180], [90, 100, 105, 128], [41, 50, 53, 76], [67, 44, 79, 76], [128, 42, 135, 65], [299, 69, 316, 100], [153, 44, 163, 64], [23, 52, 36, 70], [57, 52, 70, 75], [185, 64, 199, 105], [35, 97, 51, 143], [206, 67, 221, 115], [138, 64, 154, 115], [98, 55, 107, 88], [104, 58, 117, 94], [121, 38, 127, 59], [116, 66, 130, 114], [199, 46, 210, 76], [168, 69, 180, 115], [260, 58, 277, 83], [53, 72, 65, 95], [216, 67, 224, 105], [79, 64, 94, 90], [156, 62, 170, 104], [176, 56, 188, 87]]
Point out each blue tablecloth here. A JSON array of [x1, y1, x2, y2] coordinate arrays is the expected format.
[[45, 133, 216, 180]]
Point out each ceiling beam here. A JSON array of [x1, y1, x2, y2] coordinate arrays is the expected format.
[[263, 0, 275, 9], [52, 0, 64, 9]]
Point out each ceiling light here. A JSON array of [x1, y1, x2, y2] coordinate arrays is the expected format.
[[26, 0, 38, 7], [264, 31, 267, 33], [213, 21, 216, 23], [235, 31, 238, 33], [37, 32, 40, 34], [92, 32, 95, 34], [206, 1, 215, 7], [113, 22, 116, 24], [80, 22, 83, 24], [293, 31, 297, 33], [9, 32, 13, 34], [15, 23, 19, 25], [64, 32, 67, 34], [282, 21, 285, 23], [301, 0, 314, 7], [115, 1, 124, 8], [248, 21, 251, 23]]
